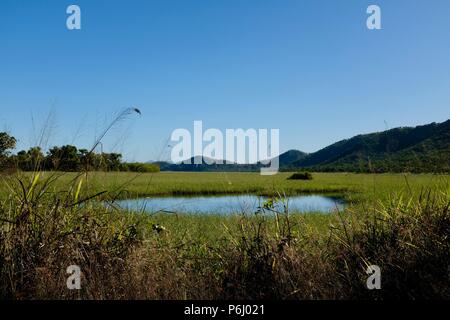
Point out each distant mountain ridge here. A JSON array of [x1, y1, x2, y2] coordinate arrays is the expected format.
[[156, 119, 450, 173], [155, 150, 309, 172], [294, 119, 450, 172]]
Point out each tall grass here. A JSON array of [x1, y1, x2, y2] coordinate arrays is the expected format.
[[0, 170, 448, 299], [0, 172, 141, 298], [331, 191, 450, 299]]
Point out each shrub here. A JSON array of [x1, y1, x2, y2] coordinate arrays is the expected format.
[[287, 172, 313, 180], [122, 162, 160, 173]]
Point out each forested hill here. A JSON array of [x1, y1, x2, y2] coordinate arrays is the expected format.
[[293, 119, 450, 173]]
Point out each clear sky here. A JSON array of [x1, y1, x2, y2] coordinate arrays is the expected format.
[[1, 0, 449, 162]]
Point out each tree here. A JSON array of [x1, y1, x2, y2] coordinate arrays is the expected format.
[[17, 147, 45, 171], [46, 145, 80, 171], [0, 132, 16, 157], [0, 132, 16, 170], [103, 153, 122, 171]]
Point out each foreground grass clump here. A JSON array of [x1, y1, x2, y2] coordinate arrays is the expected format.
[[0, 171, 449, 299], [330, 192, 450, 299], [0, 173, 142, 299]]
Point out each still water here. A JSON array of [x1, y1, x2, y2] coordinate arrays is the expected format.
[[115, 194, 345, 215]]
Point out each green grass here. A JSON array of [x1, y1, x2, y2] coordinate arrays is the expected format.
[[146, 211, 334, 244], [2, 171, 447, 202]]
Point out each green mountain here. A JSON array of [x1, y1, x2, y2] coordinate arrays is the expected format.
[[156, 120, 449, 173], [279, 149, 308, 164], [294, 119, 450, 173]]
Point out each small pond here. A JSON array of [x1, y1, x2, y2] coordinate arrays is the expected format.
[[114, 194, 345, 215]]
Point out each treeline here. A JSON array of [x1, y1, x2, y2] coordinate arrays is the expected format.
[[0, 132, 159, 173]]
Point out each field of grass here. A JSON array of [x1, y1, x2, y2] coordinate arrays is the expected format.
[[2, 171, 447, 202], [0, 171, 449, 299]]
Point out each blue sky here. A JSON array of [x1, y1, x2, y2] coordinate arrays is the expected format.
[[1, 0, 449, 162]]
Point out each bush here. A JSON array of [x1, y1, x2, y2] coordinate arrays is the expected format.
[[287, 172, 313, 180], [122, 163, 160, 173]]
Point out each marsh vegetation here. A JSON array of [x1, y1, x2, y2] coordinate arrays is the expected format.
[[0, 170, 448, 299]]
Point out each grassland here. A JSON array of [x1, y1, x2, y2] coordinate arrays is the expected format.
[[0, 171, 448, 299], [2, 171, 446, 202]]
